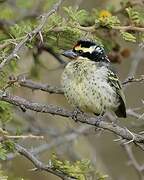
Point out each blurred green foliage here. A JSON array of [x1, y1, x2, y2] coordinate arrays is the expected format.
[[51, 154, 108, 180], [0, 101, 13, 125]]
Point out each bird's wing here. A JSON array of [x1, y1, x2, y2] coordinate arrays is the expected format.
[[107, 70, 126, 117]]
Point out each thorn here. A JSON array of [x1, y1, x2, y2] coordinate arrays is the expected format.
[[27, 32, 33, 41], [17, 74, 26, 82], [139, 131, 144, 134], [139, 42, 144, 49], [20, 105, 27, 112], [137, 111, 144, 120], [9, 41, 18, 46], [39, 31, 43, 43], [124, 128, 135, 145], [13, 54, 20, 59], [48, 159, 52, 167], [0, 91, 7, 97], [113, 136, 122, 142], [39, 15, 43, 19], [29, 167, 38, 171]]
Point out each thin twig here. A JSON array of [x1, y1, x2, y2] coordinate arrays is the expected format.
[[112, 25, 144, 32], [18, 78, 63, 94], [126, 109, 144, 120], [7, 125, 90, 160], [36, 44, 67, 65], [4, 134, 44, 140], [0, 0, 64, 70], [77, 25, 144, 32], [123, 143, 144, 180], [3, 74, 63, 94], [122, 76, 144, 85]]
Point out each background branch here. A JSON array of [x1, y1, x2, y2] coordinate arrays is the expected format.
[[15, 143, 74, 180], [123, 143, 144, 180], [18, 78, 63, 94]]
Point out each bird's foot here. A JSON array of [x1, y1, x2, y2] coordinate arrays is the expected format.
[[71, 107, 83, 122], [93, 115, 105, 132], [94, 115, 103, 126]]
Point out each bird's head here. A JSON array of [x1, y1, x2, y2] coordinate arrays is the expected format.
[[62, 39, 110, 63]]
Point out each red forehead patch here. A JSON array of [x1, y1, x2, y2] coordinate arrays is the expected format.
[[73, 43, 80, 49]]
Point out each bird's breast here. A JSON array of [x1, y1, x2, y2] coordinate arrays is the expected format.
[[61, 60, 119, 114]]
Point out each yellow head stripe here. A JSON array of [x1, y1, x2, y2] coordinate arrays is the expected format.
[[75, 45, 96, 53]]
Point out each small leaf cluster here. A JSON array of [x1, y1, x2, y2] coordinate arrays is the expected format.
[[63, 6, 88, 24], [126, 7, 144, 26], [0, 140, 15, 160], [10, 21, 33, 38], [96, 10, 120, 28], [120, 31, 136, 42], [51, 154, 107, 180], [0, 101, 13, 125]]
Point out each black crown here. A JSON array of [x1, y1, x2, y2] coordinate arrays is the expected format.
[[76, 39, 109, 63]]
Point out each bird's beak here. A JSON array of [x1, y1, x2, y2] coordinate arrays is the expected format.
[[62, 50, 78, 59]]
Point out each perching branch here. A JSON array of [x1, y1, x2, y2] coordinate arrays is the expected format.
[[0, 0, 64, 70], [0, 90, 144, 144]]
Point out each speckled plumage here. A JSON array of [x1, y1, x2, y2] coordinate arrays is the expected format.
[[61, 40, 126, 117], [62, 58, 118, 114]]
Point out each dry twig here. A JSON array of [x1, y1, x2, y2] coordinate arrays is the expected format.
[[0, 0, 64, 70], [123, 143, 144, 180]]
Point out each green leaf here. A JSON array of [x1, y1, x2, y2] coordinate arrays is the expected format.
[[99, 15, 120, 28], [4, 140, 15, 152], [0, 143, 7, 160], [120, 31, 136, 42], [51, 154, 107, 180], [10, 21, 33, 38], [0, 141, 15, 160], [0, 101, 13, 124], [63, 7, 88, 23], [126, 7, 141, 25]]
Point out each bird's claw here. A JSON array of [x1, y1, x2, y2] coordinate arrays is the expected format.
[[94, 116, 103, 126], [71, 108, 83, 122]]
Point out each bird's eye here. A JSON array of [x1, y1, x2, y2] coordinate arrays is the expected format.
[[78, 50, 83, 54]]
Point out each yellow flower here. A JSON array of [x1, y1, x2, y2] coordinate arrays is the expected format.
[[99, 10, 112, 18]]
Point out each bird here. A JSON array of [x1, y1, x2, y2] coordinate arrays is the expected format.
[[61, 39, 126, 118]]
